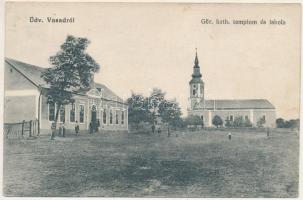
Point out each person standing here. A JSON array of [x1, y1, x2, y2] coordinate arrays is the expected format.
[[157, 127, 161, 136], [96, 119, 100, 132], [266, 128, 270, 137], [89, 122, 93, 134], [61, 122, 65, 137], [228, 132, 231, 140], [75, 120, 80, 136], [50, 121, 56, 140], [151, 124, 155, 134]]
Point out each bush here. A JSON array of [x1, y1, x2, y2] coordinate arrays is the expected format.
[[212, 115, 223, 128]]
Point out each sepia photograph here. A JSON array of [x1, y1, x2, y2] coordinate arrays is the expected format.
[[3, 2, 301, 197]]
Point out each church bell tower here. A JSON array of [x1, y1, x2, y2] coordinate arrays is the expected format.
[[189, 49, 204, 110]]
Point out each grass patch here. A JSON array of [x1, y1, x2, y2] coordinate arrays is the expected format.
[[3, 129, 299, 197]]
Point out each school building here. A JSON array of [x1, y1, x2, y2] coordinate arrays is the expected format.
[[4, 58, 128, 134]]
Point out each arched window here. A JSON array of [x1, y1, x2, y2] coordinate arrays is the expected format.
[[110, 110, 113, 124], [103, 109, 107, 124], [193, 89, 196, 96]]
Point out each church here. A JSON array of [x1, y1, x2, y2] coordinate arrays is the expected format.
[[4, 58, 128, 134], [188, 51, 276, 128]]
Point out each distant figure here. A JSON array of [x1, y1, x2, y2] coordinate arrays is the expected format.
[[152, 124, 155, 134], [50, 121, 56, 140], [266, 128, 270, 137], [89, 122, 93, 134], [61, 123, 65, 137], [96, 119, 100, 132], [228, 132, 231, 140], [75, 121, 79, 136], [58, 123, 62, 137], [157, 127, 161, 136]]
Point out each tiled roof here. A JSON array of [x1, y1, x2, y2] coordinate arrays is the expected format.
[[5, 58, 124, 103], [5, 58, 47, 87], [203, 99, 275, 110]]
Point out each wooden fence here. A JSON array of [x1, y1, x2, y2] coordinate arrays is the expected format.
[[4, 120, 40, 139]]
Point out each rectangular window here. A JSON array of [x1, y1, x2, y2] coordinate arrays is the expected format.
[[245, 115, 249, 121], [70, 104, 76, 122], [263, 115, 266, 121], [110, 110, 113, 124], [103, 109, 107, 124], [229, 115, 233, 121], [121, 111, 124, 125], [59, 106, 65, 123], [48, 102, 55, 121], [79, 105, 85, 123]]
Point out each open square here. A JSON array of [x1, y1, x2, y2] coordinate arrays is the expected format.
[[4, 129, 299, 197]]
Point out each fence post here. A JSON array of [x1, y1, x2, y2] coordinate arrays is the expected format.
[[21, 120, 25, 137], [29, 120, 32, 137]]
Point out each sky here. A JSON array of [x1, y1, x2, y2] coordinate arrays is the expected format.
[[5, 3, 301, 119]]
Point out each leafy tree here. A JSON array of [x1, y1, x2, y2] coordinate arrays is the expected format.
[[232, 116, 243, 127], [285, 119, 300, 130], [158, 99, 182, 131], [147, 88, 166, 124], [257, 116, 266, 128], [276, 118, 285, 128], [185, 115, 203, 127], [127, 92, 151, 130], [244, 118, 252, 127], [212, 115, 223, 128], [225, 117, 232, 127], [41, 35, 100, 138]]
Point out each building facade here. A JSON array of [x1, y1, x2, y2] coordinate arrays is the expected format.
[[4, 58, 128, 134], [188, 51, 276, 128]]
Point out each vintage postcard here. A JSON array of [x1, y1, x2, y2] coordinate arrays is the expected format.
[[3, 2, 301, 198]]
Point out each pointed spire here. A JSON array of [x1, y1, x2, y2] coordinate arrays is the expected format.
[[194, 48, 199, 66], [191, 48, 202, 78]]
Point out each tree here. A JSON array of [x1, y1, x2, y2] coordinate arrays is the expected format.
[[276, 118, 285, 128], [41, 35, 100, 138], [257, 116, 266, 128], [225, 117, 232, 127], [285, 119, 300, 130], [127, 92, 151, 130], [212, 115, 223, 128], [158, 99, 182, 131], [147, 88, 166, 124], [232, 116, 242, 127], [185, 115, 203, 128]]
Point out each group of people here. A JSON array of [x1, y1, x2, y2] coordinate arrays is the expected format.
[[50, 121, 80, 140], [89, 119, 100, 134]]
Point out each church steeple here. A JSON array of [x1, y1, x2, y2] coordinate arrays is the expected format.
[[189, 48, 205, 110], [192, 48, 202, 78]]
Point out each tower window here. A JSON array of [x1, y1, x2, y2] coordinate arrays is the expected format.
[[193, 89, 196, 96]]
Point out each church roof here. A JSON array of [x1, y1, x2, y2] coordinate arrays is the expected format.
[[204, 99, 275, 110], [5, 58, 125, 104]]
